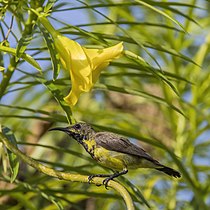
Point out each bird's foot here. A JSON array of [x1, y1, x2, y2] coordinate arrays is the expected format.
[[88, 169, 128, 189], [88, 174, 110, 184], [88, 175, 95, 184], [102, 169, 128, 189], [102, 177, 113, 189]]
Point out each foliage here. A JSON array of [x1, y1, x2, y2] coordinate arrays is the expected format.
[[0, 0, 210, 209]]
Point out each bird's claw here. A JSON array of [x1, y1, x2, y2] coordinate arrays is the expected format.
[[102, 177, 112, 189], [88, 175, 95, 184], [88, 174, 113, 189]]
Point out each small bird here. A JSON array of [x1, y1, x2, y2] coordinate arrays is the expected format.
[[50, 122, 181, 188]]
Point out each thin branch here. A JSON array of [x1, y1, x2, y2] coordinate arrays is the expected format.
[[4, 15, 14, 41], [0, 132, 135, 210]]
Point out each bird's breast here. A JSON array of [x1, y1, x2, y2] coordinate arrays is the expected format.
[[93, 147, 128, 170], [82, 139, 97, 158]]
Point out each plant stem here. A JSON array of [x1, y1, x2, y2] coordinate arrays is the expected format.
[[0, 132, 135, 210], [0, 56, 17, 100]]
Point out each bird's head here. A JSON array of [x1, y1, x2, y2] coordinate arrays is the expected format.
[[49, 122, 95, 143]]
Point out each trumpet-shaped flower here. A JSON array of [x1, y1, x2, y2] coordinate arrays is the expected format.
[[54, 34, 123, 106]]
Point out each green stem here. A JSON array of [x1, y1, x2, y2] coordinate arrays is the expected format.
[[0, 132, 135, 210], [0, 56, 17, 100], [38, 16, 59, 38], [30, 9, 59, 39]]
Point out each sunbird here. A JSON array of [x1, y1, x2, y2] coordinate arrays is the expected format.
[[50, 122, 181, 188]]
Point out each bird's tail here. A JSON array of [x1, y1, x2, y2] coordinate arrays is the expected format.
[[155, 165, 181, 178]]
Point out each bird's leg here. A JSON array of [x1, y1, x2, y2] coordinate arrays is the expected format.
[[88, 169, 128, 188], [103, 169, 128, 189]]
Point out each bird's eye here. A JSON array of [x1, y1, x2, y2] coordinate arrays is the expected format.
[[74, 124, 81, 129]]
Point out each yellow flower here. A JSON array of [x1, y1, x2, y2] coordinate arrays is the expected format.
[[54, 34, 123, 106]]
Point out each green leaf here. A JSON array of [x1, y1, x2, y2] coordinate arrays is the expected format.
[[110, 61, 193, 84], [0, 45, 42, 71], [16, 34, 33, 61], [1, 126, 19, 183], [39, 23, 60, 80], [120, 176, 151, 208], [35, 76, 74, 124], [41, 191, 64, 210], [134, 0, 185, 31], [143, 42, 199, 66], [124, 50, 180, 96], [95, 84, 184, 116], [44, 0, 57, 13], [16, 180, 64, 210], [76, 21, 184, 33]]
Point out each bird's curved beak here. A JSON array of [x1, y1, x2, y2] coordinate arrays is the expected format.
[[49, 127, 70, 134]]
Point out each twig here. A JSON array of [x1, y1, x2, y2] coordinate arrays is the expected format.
[[0, 132, 135, 210]]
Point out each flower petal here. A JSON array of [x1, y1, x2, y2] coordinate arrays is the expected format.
[[83, 42, 123, 83], [55, 35, 95, 105], [55, 35, 93, 90], [64, 86, 83, 106]]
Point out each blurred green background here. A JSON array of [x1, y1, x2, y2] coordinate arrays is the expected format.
[[0, 0, 210, 209]]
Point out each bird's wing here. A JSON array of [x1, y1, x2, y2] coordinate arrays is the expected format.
[[95, 132, 160, 164]]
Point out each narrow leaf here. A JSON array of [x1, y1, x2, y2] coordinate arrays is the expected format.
[[44, 0, 57, 13], [16, 34, 33, 61], [144, 43, 199, 66], [36, 77, 74, 124], [95, 84, 184, 116], [124, 50, 180, 96], [1, 126, 19, 183], [135, 0, 185, 31], [110, 61, 193, 84], [41, 192, 64, 210], [0, 45, 42, 71], [39, 23, 60, 80], [121, 176, 151, 208]]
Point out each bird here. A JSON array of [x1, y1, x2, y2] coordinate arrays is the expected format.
[[49, 122, 181, 188]]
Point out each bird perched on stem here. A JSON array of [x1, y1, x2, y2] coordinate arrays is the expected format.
[[50, 122, 181, 188]]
